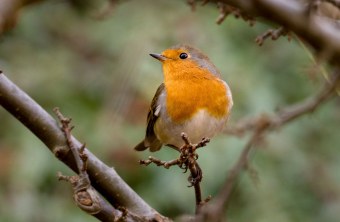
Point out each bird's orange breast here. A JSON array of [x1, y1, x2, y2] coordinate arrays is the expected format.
[[164, 77, 230, 123]]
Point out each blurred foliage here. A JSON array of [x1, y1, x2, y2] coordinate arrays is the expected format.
[[0, 0, 340, 221]]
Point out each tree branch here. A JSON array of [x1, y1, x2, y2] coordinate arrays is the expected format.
[[196, 70, 340, 221], [210, 0, 340, 64], [0, 71, 169, 222], [225, 70, 340, 136]]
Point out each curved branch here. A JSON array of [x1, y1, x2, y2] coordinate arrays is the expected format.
[[225, 69, 340, 136], [215, 0, 340, 64], [0, 71, 169, 222], [196, 70, 340, 221]]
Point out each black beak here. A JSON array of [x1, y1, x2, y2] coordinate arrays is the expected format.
[[150, 53, 167, 61]]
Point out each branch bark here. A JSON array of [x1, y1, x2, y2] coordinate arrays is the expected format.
[[213, 0, 340, 64], [0, 71, 169, 222]]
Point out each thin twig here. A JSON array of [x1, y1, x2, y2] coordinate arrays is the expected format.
[[140, 133, 210, 214], [196, 70, 340, 221], [215, 2, 256, 25], [54, 108, 85, 175], [213, 125, 267, 219], [194, 127, 266, 222], [54, 108, 102, 215], [255, 26, 290, 46], [216, 2, 231, 25], [225, 71, 340, 136]]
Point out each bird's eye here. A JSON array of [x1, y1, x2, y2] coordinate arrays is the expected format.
[[179, 53, 188, 59]]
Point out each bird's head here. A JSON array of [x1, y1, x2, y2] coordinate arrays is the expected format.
[[150, 44, 221, 80]]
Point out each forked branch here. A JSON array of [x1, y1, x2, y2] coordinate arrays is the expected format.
[[140, 133, 211, 214]]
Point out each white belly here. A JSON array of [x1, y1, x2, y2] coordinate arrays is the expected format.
[[154, 109, 228, 148]]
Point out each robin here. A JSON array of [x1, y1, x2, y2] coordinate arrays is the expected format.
[[135, 44, 233, 152]]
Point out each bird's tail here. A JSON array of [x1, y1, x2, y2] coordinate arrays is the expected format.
[[134, 140, 162, 152], [134, 141, 148, 151]]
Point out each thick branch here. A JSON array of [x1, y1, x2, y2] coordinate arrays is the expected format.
[[214, 0, 340, 64], [0, 72, 169, 221]]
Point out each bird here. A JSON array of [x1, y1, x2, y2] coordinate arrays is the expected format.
[[134, 44, 233, 152]]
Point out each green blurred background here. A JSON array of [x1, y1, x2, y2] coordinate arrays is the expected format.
[[0, 0, 340, 221]]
